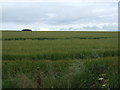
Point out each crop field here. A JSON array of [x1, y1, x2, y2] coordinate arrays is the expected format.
[[2, 31, 119, 88]]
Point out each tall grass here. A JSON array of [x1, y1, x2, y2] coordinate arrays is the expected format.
[[2, 31, 119, 88], [2, 57, 118, 88], [2, 32, 118, 60]]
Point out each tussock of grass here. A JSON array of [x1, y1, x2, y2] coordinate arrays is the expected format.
[[2, 57, 118, 88]]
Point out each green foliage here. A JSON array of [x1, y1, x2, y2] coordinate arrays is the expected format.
[[2, 31, 119, 88], [2, 57, 118, 88], [2, 31, 118, 60]]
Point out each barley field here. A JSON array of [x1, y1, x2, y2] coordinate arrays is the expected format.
[[2, 31, 119, 88]]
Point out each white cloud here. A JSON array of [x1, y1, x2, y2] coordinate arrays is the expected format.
[[0, 1, 118, 31], [47, 13, 57, 18]]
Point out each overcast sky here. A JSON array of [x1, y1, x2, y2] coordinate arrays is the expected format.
[[0, 0, 118, 31]]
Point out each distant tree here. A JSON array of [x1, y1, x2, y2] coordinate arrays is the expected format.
[[22, 29, 32, 31]]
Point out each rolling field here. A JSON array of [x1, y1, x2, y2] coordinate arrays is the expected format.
[[2, 31, 119, 88]]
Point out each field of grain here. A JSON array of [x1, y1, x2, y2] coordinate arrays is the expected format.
[[2, 31, 119, 88]]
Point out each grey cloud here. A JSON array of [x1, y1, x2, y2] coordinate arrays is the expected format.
[[1, 2, 117, 30]]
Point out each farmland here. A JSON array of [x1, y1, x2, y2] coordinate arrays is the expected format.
[[2, 31, 119, 88]]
